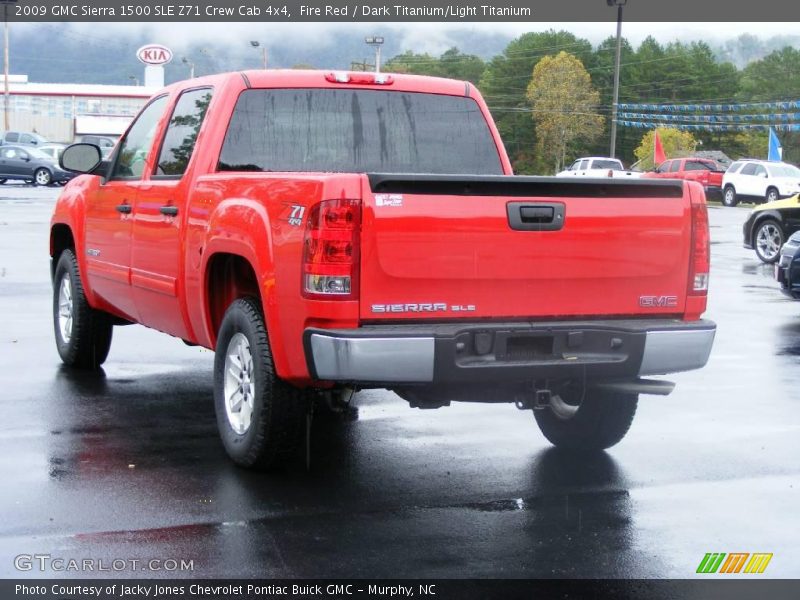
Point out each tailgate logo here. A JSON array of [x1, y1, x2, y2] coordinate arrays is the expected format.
[[639, 295, 678, 308], [374, 194, 403, 207]]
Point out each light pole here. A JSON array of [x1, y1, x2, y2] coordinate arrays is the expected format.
[[1, 0, 17, 132], [607, 0, 627, 159], [182, 57, 194, 79], [250, 41, 267, 69], [128, 75, 139, 86], [364, 36, 384, 73]]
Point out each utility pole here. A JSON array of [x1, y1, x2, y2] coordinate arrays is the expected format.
[[1, 0, 17, 132], [364, 36, 384, 74], [250, 41, 267, 69], [607, 0, 627, 159]]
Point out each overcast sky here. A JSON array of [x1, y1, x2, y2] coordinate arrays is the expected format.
[[25, 22, 796, 56]]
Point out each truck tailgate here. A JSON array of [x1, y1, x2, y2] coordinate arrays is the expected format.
[[360, 175, 691, 321]]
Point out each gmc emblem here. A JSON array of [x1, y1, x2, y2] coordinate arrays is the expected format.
[[639, 295, 678, 308]]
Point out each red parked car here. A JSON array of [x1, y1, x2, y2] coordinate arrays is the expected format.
[[50, 70, 715, 469], [643, 157, 726, 200]]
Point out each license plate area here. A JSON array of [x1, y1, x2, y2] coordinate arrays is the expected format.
[[496, 334, 555, 361]]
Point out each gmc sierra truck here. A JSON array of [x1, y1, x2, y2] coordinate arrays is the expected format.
[[51, 70, 716, 469]]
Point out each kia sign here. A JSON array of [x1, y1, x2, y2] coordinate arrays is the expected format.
[[137, 44, 173, 66]]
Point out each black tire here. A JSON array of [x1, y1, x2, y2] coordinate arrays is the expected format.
[[213, 296, 307, 469], [765, 187, 779, 203], [53, 249, 113, 369], [753, 219, 784, 264], [533, 385, 638, 451], [722, 185, 737, 207], [34, 168, 52, 186]]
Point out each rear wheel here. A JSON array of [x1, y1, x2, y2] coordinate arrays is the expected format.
[[533, 383, 638, 451], [753, 219, 784, 263], [52, 249, 113, 369], [722, 185, 737, 207], [766, 187, 779, 203], [34, 168, 52, 186], [213, 297, 307, 469]]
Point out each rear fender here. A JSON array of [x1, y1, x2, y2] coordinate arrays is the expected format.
[[201, 199, 294, 376]]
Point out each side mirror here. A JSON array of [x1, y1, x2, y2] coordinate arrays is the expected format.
[[60, 143, 103, 174]]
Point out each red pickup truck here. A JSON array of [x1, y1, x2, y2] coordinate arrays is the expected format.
[[50, 70, 716, 469], [642, 157, 726, 200]]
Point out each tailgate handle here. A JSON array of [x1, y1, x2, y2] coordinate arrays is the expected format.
[[507, 202, 565, 231], [520, 206, 554, 222]]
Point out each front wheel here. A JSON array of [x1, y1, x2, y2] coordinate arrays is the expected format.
[[533, 384, 638, 451], [753, 219, 784, 264], [53, 249, 113, 369], [213, 297, 307, 469], [722, 186, 737, 207], [34, 168, 52, 186]]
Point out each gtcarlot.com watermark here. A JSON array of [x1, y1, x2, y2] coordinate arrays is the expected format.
[[14, 554, 194, 573]]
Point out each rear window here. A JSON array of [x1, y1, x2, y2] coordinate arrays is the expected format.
[[768, 164, 800, 178], [218, 88, 503, 175], [685, 161, 711, 171], [592, 159, 622, 170]]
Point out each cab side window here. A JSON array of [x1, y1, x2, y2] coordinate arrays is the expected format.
[[155, 88, 213, 177], [669, 161, 681, 173], [111, 96, 168, 180]]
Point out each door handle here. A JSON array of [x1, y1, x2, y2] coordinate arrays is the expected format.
[[159, 206, 178, 216], [115, 204, 132, 214]]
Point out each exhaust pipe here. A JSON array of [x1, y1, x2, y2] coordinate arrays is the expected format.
[[591, 378, 675, 396]]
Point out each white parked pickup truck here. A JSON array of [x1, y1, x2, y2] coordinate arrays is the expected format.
[[557, 157, 642, 178]]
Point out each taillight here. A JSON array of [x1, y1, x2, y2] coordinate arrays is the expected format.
[[689, 201, 710, 294], [302, 199, 361, 299]]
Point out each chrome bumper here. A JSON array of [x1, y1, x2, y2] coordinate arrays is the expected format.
[[638, 328, 716, 375], [307, 320, 716, 384], [309, 334, 435, 382]]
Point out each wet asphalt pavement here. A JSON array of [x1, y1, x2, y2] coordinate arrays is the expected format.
[[0, 186, 798, 580]]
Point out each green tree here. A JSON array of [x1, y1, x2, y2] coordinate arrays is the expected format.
[[479, 30, 595, 173], [633, 128, 698, 171], [383, 48, 485, 85], [737, 47, 800, 163], [526, 52, 604, 173]]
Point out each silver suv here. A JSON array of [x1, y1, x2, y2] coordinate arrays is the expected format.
[[722, 159, 800, 207]]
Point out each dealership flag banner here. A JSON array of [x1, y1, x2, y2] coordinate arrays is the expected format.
[[654, 130, 666, 165], [769, 128, 783, 161]]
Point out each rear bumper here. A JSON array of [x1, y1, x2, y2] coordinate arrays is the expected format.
[[304, 319, 716, 385], [704, 185, 722, 197]]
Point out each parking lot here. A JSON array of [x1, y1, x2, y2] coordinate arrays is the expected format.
[[0, 186, 798, 579]]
